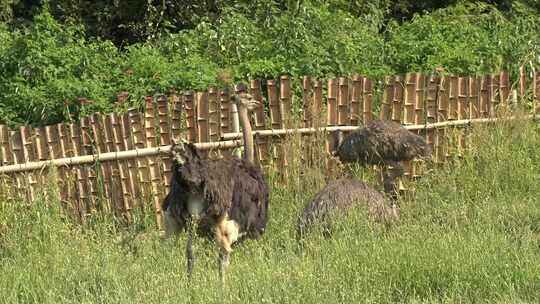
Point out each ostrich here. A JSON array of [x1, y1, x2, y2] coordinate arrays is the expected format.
[[334, 120, 431, 199], [296, 178, 397, 239], [161, 84, 269, 284]]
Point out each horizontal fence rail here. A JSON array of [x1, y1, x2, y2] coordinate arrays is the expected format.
[[0, 70, 538, 228]]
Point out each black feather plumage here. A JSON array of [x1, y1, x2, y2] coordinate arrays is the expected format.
[[336, 120, 431, 165], [162, 142, 269, 241]]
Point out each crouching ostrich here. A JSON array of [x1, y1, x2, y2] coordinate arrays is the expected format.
[[296, 178, 397, 239], [161, 84, 269, 284], [334, 120, 431, 199]]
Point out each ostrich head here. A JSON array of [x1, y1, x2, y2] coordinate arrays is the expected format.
[[171, 138, 204, 190], [231, 83, 263, 111]]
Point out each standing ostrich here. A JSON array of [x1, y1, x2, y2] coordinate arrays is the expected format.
[[296, 178, 397, 239], [161, 84, 269, 284], [334, 120, 431, 198]]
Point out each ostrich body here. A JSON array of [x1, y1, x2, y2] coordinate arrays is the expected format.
[[297, 178, 397, 238], [162, 86, 269, 283], [336, 120, 430, 166], [335, 120, 430, 197]]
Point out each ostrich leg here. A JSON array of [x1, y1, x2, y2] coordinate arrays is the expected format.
[[186, 216, 198, 280], [219, 250, 231, 286], [382, 160, 405, 200]]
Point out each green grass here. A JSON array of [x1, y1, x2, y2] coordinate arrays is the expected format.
[[1, 118, 540, 303]]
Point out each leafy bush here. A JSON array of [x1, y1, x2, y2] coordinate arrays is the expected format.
[[385, 2, 540, 75]]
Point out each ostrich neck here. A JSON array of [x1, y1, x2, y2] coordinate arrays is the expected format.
[[238, 105, 254, 164]]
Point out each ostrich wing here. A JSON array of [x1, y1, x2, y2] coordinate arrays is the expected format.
[[228, 159, 270, 239]]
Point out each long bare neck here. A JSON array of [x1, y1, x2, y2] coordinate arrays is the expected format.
[[237, 104, 254, 164]]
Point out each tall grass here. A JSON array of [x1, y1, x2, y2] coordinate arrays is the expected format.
[[1, 118, 540, 303]]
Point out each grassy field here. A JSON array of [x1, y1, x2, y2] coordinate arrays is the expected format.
[[1, 118, 540, 303]]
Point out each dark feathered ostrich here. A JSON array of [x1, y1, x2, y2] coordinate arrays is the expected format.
[[296, 178, 397, 238], [334, 120, 431, 198], [161, 84, 269, 284]]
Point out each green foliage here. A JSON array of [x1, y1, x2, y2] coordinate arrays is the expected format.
[[0, 9, 122, 126], [386, 2, 540, 75]]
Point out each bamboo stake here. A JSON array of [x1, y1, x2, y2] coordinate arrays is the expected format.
[[303, 76, 314, 128], [326, 78, 338, 157], [313, 80, 324, 127], [144, 98, 164, 229], [184, 91, 197, 142], [230, 86, 241, 159], [90, 114, 112, 211], [380, 76, 393, 121], [129, 108, 151, 211], [169, 93, 183, 140], [499, 71, 510, 107], [110, 113, 132, 221], [402, 73, 415, 182], [57, 123, 75, 208], [479, 76, 489, 118], [219, 88, 231, 134], [457, 78, 469, 155], [268, 80, 282, 130], [250, 80, 268, 166], [414, 74, 426, 124], [425, 75, 439, 157], [196, 92, 210, 145], [391, 76, 404, 123], [279, 76, 292, 177], [207, 88, 221, 144], [337, 77, 350, 126], [362, 78, 373, 124], [350, 75, 362, 126], [280, 76, 292, 129], [80, 116, 98, 211], [69, 122, 89, 221], [10, 130, 25, 200], [103, 114, 123, 213], [121, 113, 139, 208], [457, 77, 468, 120], [519, 65, 526, 101], [157, 96, 172, 205], [435, 76, 448, 163], [20, 126, 37, 201], [448, 76, 458, 120], [532, 71, 540, 114], [403, 73, 415, 125], [469, 77, 480, 119], [156, 96, 172, 198], [489, 73, 499, 117], [266, 79, 281, 168], [0, 126, 10, 167]]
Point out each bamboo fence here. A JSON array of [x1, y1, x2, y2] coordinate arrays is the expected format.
[[0, 70, 537, 227]]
